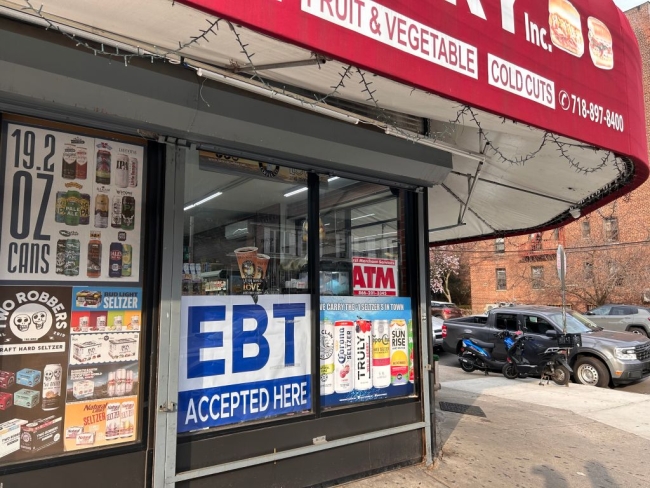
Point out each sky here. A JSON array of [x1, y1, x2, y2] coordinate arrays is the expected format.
[[614, 0, 647, 11]]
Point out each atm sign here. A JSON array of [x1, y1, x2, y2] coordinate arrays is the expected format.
[[352, 257, 398, 297]]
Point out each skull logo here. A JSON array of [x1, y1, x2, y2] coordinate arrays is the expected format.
[[13, 314, 32, 332], [44, 370, 53, 382], [31, 311, 48, 330]]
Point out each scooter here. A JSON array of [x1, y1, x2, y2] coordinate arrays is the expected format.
[[458, 330, 516, 375], [501, 332, 573, 386]]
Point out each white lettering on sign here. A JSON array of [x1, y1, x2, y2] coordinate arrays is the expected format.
[[302, 0, 478, 79], [444, 0, 486, 20], [352, 257, 398, 297], [488, 54, 555, 108]]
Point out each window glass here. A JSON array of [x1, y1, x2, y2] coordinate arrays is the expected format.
[[523, 315, 554, 334], [496, 268, 507, 290], [177, 151, 312, 434], [590, 305, 611, 315], [495, 238, 505, 253], [318, 178, 415, 409], [604, 217, 619, 241], [495, 313, 518, 331], [531, 266, 543, 289], [581, 220, 591, 238]]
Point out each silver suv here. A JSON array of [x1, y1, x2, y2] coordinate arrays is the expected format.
[[585, 305, 650, 337]]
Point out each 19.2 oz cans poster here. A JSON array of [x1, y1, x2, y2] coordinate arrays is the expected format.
[[0, 121, 144, 283]]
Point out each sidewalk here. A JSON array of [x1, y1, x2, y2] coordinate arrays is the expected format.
[[340, 378, 650, 487]]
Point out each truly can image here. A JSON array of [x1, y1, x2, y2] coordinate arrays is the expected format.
[[333, 320, 354, 394], [371, 319, 391, 388], [319, 319, 335, 396], [390, 319, 408, 386], [354, 318, 372, 391]]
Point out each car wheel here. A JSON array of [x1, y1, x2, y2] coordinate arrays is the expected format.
[[628, 327, 649, 338], [574, 357, 610, 388]]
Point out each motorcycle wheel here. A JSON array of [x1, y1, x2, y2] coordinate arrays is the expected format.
[[502, 362, 519, 379], [459, 352, 476, 372], [551, 365, 570, 386]]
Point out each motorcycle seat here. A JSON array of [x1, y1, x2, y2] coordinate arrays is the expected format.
[[470, 339, 495, 349]]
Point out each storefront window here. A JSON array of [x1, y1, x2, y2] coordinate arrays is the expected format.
[[177, 151, 312, 433], [318, 179, 415, 408]]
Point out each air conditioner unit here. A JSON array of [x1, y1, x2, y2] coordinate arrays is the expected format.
[[225, 221, 251, 240]]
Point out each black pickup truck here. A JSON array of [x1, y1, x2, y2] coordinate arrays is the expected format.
[[442, 306, 650, 387]]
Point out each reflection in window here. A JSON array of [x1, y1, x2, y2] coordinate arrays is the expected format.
[[604, 217, 619, 241], [319, 179, 406, 297], [183, 151, 309, 296]]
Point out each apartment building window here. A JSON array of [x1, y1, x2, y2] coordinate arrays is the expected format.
[[584, 261, 594, 280], [604, 217, 619, 241], [552, 228, 559, 239], [531, 266, 544, 289], [496, 268, 507, 290], [495, 237, 505, 253], [581, 220, 591, 239]]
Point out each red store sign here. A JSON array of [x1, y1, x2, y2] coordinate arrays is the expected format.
[[180, 0, 648, 170], [352, 257, 398, 296]]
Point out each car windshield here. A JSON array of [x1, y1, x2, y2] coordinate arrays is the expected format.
[[548, 311, 600, 333]]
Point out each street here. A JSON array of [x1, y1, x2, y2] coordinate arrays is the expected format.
[[436, 349, 650, 394]]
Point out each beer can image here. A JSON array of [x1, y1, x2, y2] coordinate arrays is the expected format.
[[64, 190, 81, 226], [126, 370, 133, 394], [109, 242, 123, 277], [79, 193, 90, 225], [354, 319, 373, 391], [79, 315, 90, 332], [408, 319, 414, 384], [319, 319, 335, 396], [122, 244, 132, 277], [95, 194, 109, 228], [113, 315, 123, 332], [107, 372, 116, 397], [64, 239, 80, 276], [116, 369, 126, 396], [76, 146, 88, 179], [96, 149, 111, 184], [371, 320, 391, 388], [55, 192, 67, 223], [111, 196, 122, 228], [333, 320, 354, 394], [119, 400, 135, 438], [121, 196, 135, 231], [87, 239, 102, 278], [42, 364, 62, 411], [62, 144, 77, 179], [128, 157, 138, 187], [115, 153, 129, 188], [96, 314, 107, 331], [105, 402, 120, 440], [390, 319, 408, 386], [55, 239, 66, 275]]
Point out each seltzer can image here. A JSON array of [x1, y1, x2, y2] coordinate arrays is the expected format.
[[128, 157, 138, 187], [42, 364, 62, 411], [105, 402, 121, 440], [390, 319, 409, 386], [333, 321, 354, 394], [319, 319, 335, 396], [371, 320, 391, 388], [354, 319, 373, 391]]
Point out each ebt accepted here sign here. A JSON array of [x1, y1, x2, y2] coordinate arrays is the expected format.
[[177, 295, 311, 432]]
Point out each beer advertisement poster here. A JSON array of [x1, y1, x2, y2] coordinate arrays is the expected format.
[[177, 294, 312, 433], [64, 286, 142, 452], [0, 122, 144, 283], [319, 296, 415, 408], [0, 286, 72, 463], [63, 395, 137, 451]]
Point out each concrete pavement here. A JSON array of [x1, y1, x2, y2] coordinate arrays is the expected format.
[[340, 355, 650, 488]]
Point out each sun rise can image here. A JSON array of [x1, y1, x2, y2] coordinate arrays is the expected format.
[[390, 319, 408, 386]]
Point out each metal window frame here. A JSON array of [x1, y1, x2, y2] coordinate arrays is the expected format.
[[152, 149, 432, 487]]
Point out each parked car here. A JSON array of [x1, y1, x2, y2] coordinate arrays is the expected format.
[[442, 306, 650, 387], [432, 316, 444, 350], [584, 305, 650, 337], [431, 301, 462, 320]]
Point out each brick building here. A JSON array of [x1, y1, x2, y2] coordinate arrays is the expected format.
[[453, 3, 650, 314]]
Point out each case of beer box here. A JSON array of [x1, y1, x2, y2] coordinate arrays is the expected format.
[[75, 431, 95, 446], [20, 416, 62, 453], [73, 341, 102, 362], [0, 419, 28, 460], [0, 393, 13, 411], [108, 338, 137, 360], [14, 389, 40, 408], [75, 290, 102, 308], [72, 380, 95, 400], [0, 371, 14, 390], [16, 368, 41, 388]]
